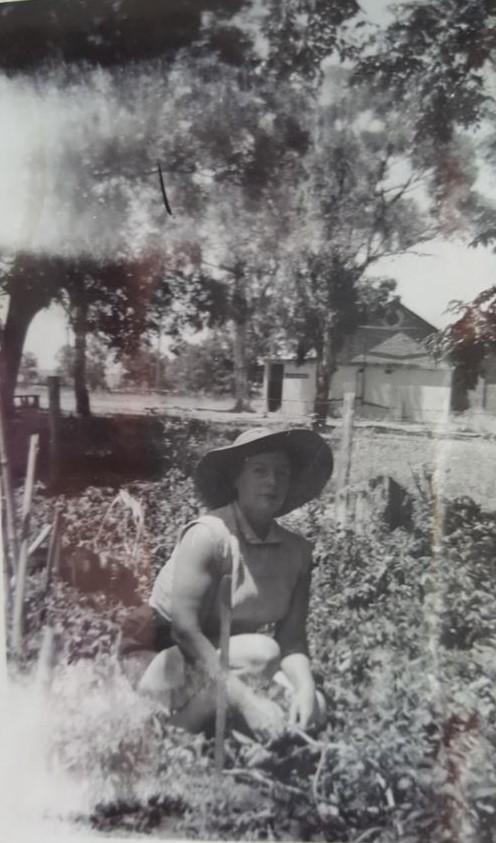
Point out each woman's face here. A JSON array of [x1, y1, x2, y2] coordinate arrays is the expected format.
[[233, 449, 291, 520]]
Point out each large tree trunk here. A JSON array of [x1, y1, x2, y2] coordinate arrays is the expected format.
[[231, 318, 253, 413], [450, 366, 470, 414], [1, 253, 63, 412], [312, 329, 336, 431], [72, 300, 91, 417], [2, 292, 44, 413]]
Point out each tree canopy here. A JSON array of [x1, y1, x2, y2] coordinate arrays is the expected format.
[[2, 1, 494, 418]]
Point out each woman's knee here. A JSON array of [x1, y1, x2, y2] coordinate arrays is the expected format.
[[229, 634, 281, 677], [138, 646, 185, 700]]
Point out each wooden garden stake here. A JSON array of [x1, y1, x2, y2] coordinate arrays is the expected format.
[[335, 392, 355, 528], [215, 573, 232, 776], [0, 380, 18, 579], [36, 508, 63, 690], [12, 433, 39, 658]]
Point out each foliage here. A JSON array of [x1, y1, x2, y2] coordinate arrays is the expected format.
[[59, 254, 172, 356], [355, 0, 495, 146], [353, 0, 494, 241], [279, 78, 432, 424], [56, 340, 108, 391], [259, 0, 360, 83], [0, 253, 67, 405], [9, 419, 496, 841], [165, 331, 262, 396], [120, 345, 169, 390], [429, 287, 496, 402], [18, 352, 40, 385]]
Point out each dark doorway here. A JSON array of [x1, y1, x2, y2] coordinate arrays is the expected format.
[[267, 363, 284, 411]]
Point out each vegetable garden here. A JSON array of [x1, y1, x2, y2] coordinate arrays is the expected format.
[[3, 417, 496, 842]]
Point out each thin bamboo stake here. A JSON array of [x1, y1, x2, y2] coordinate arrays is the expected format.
[[0, 381, 18, 578], [11, 434, 39, 658], [43, 508, 62, 599], [36, 509, 63, 690], [215, 573, 232, 776], [28, 523, 52, 558]]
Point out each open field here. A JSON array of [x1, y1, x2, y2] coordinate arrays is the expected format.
[[347, 429, 496, 508], [15, 386, 496, 508]]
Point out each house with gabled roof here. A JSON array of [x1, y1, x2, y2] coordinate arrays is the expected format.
[[263, 303, 460, 422]]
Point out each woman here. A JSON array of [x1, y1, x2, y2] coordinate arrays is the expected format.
[[120, 427, 333, 739]]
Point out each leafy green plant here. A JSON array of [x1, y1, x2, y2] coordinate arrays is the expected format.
[[12, 422, 496, 841]]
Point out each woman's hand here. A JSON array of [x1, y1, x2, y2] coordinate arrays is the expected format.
[[289, 686, 320, 731], [228, 675, 286, 742], [278, 652, 324, 732]]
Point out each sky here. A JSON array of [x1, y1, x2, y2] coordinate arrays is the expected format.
[[1, 0, 494, 368]]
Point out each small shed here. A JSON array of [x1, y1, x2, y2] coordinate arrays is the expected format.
[[264, 358, 317, 416], [263, 320, 458, 423], [331, 332, 453, 422]]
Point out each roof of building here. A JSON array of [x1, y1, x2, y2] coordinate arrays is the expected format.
[[264, 302, 442, 368], [350, 332, 442, 368]]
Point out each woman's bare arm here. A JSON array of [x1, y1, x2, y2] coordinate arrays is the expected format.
[[274, 565, 318, 728], [169, 524, 224, 679]]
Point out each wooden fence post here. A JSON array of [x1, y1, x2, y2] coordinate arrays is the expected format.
[[48, 376, 61, 489], [335, 392, 355, 527], [36, 508, 63, 690], [12, 433, 39, 658]]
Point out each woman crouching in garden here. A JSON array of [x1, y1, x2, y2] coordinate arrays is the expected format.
[[119, 427, 333, 740]]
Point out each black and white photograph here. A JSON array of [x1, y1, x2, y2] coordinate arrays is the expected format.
[[1, 0, 496, 840]]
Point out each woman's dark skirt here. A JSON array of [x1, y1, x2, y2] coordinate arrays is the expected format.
[[118, 604, 175, 658]]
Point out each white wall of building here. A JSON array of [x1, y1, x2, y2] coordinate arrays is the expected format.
[[265, 352, 496, 423], [280, 361, 316, 416], [266, 359, 454, 422]]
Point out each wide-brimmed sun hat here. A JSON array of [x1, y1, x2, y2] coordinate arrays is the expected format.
[[195, 427, 333, 516]]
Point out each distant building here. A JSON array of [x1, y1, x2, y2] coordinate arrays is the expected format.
[[263, 304, 460, 423]]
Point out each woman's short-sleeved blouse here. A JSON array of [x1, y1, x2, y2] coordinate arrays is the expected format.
[[149, 502, 312, 636]]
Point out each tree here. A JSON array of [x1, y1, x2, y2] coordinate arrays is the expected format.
[[355, 1, 494, 147], [200, 0, 360, 85], [353, 0, 495, 233], [167, 333, 233, 396], [430, 287, 496, 411], [353, 0, 496, 412], [59, 253, 171, 415], [259, 0, 360, 83], [166, 329, 262, 397], [56, 339, 107, 392], [120, 346, 169, 390], [0, 253, 67, 411], [159, 61, 311, 410], [280, 81, 433, 427]]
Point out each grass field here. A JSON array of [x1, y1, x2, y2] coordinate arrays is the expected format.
[[16, 385, 496, 509], [345, 428, 496, 508]]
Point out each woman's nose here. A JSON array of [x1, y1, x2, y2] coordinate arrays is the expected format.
[[266, 470, 281, 488]]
